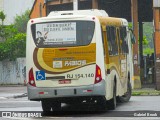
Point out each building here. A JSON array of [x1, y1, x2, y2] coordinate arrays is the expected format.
[[30, 0, 46, 19], [30, 0, 152, 22]]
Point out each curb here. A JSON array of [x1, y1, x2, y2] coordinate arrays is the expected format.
[[0, 85, 26, 87], [132, 91, 160, 96], [13, 93, 28, 98], [6, 93, 28, 99]]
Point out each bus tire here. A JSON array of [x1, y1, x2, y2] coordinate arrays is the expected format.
[[118, 81, 132, 102], [51, 102, 61, 111], [107, 82, 116, 110], [96, 96, 107, 111], [41, 100, 51, 112]]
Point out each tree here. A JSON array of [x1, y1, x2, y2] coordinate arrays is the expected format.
[[0, 25, 25, 61], [13, 10, 30, 33], [0, 11, 6, 25], [0, 10, 28, 60], [142, 36, 149, 46], [143, 48, 154, 55], [0, 25, 18, 40]]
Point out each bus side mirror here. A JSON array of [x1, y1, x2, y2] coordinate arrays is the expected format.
[[131, 34, 136, 44], [129, 29, 136, 44]]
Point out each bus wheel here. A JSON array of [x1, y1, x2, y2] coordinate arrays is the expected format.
[[97, 97, 107, 111], [41, 100, 51, 112], [51, 102, 61, 111], [107, 83, 116, 110], [118, 81, 132, 102], [88, 97, 107, 112]]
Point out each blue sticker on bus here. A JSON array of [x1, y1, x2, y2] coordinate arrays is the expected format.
[[36, 71, 46, 80]]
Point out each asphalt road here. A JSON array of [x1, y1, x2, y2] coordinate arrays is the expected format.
[[0, 86, 160, 119]]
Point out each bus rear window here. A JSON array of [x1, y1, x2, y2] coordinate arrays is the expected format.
[[31, 21, 95, 48]]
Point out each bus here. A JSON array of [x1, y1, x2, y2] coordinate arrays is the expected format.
[[26, 9, 135, 111]]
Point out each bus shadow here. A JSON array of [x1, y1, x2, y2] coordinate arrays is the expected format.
[[42, 103, 107, 117], [41, 101, 129, 117]]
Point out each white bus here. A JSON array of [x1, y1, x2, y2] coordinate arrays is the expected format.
[[26, 9, 135, 112]]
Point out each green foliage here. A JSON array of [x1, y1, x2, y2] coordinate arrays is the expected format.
[[0, 10, 28, 61], [138, 36, 149, 46], [142, 36, 149, 45], [128, 23, 132, 29], [0, 11, 6, 25], [143, 48, 154, 56], [139, 36, 154, 56], [143, 22, 153, 47], [0, 25, 18, 39], [13, 10, 30, 33], [128, 22, 154, 56], [0, 26, 26, 61]]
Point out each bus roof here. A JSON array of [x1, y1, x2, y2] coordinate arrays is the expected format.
[[48, 9, 108, 17], [98, 17, 128, 27]]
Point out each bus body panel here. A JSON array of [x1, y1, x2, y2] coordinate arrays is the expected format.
[[27, 80, 106, 100], [27, 16, 98, 89], [98, 17, 130, 100], [32, 44, 96, 87]]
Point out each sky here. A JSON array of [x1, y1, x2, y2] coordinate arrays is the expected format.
[[0, 0, 34, 25]]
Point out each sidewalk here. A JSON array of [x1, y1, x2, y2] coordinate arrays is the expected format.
[[0, 85, 27, 98], [132, 88, 160, 96]]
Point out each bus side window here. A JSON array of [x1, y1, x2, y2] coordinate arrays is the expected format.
[[106, 26, 112, 55], [106, 26, 118, 56], [120, 27, 128, 54], [101, 27, 105, 56]]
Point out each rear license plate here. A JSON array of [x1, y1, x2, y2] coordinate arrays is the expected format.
[[59, 80, 71, 84]]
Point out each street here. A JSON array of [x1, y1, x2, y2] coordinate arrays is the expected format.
[[0, 86, 160, 119], [1, 96, 160, 112]]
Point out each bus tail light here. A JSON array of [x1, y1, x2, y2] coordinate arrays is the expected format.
[[29, 68, 36, 87], [95, 65, 102, 84]]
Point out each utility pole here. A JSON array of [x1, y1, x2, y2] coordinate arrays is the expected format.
[[153, 0, 160, 90], [73, 0, 78, 10], [139, 21, 144, 84], [131, 0, 141, 88], [92, 0, 98, 9]]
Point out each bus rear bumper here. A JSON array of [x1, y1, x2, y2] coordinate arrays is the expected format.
[[27, 80, 106, 100]]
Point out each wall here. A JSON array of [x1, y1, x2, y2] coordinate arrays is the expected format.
[[0, 58, 26, 85]]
